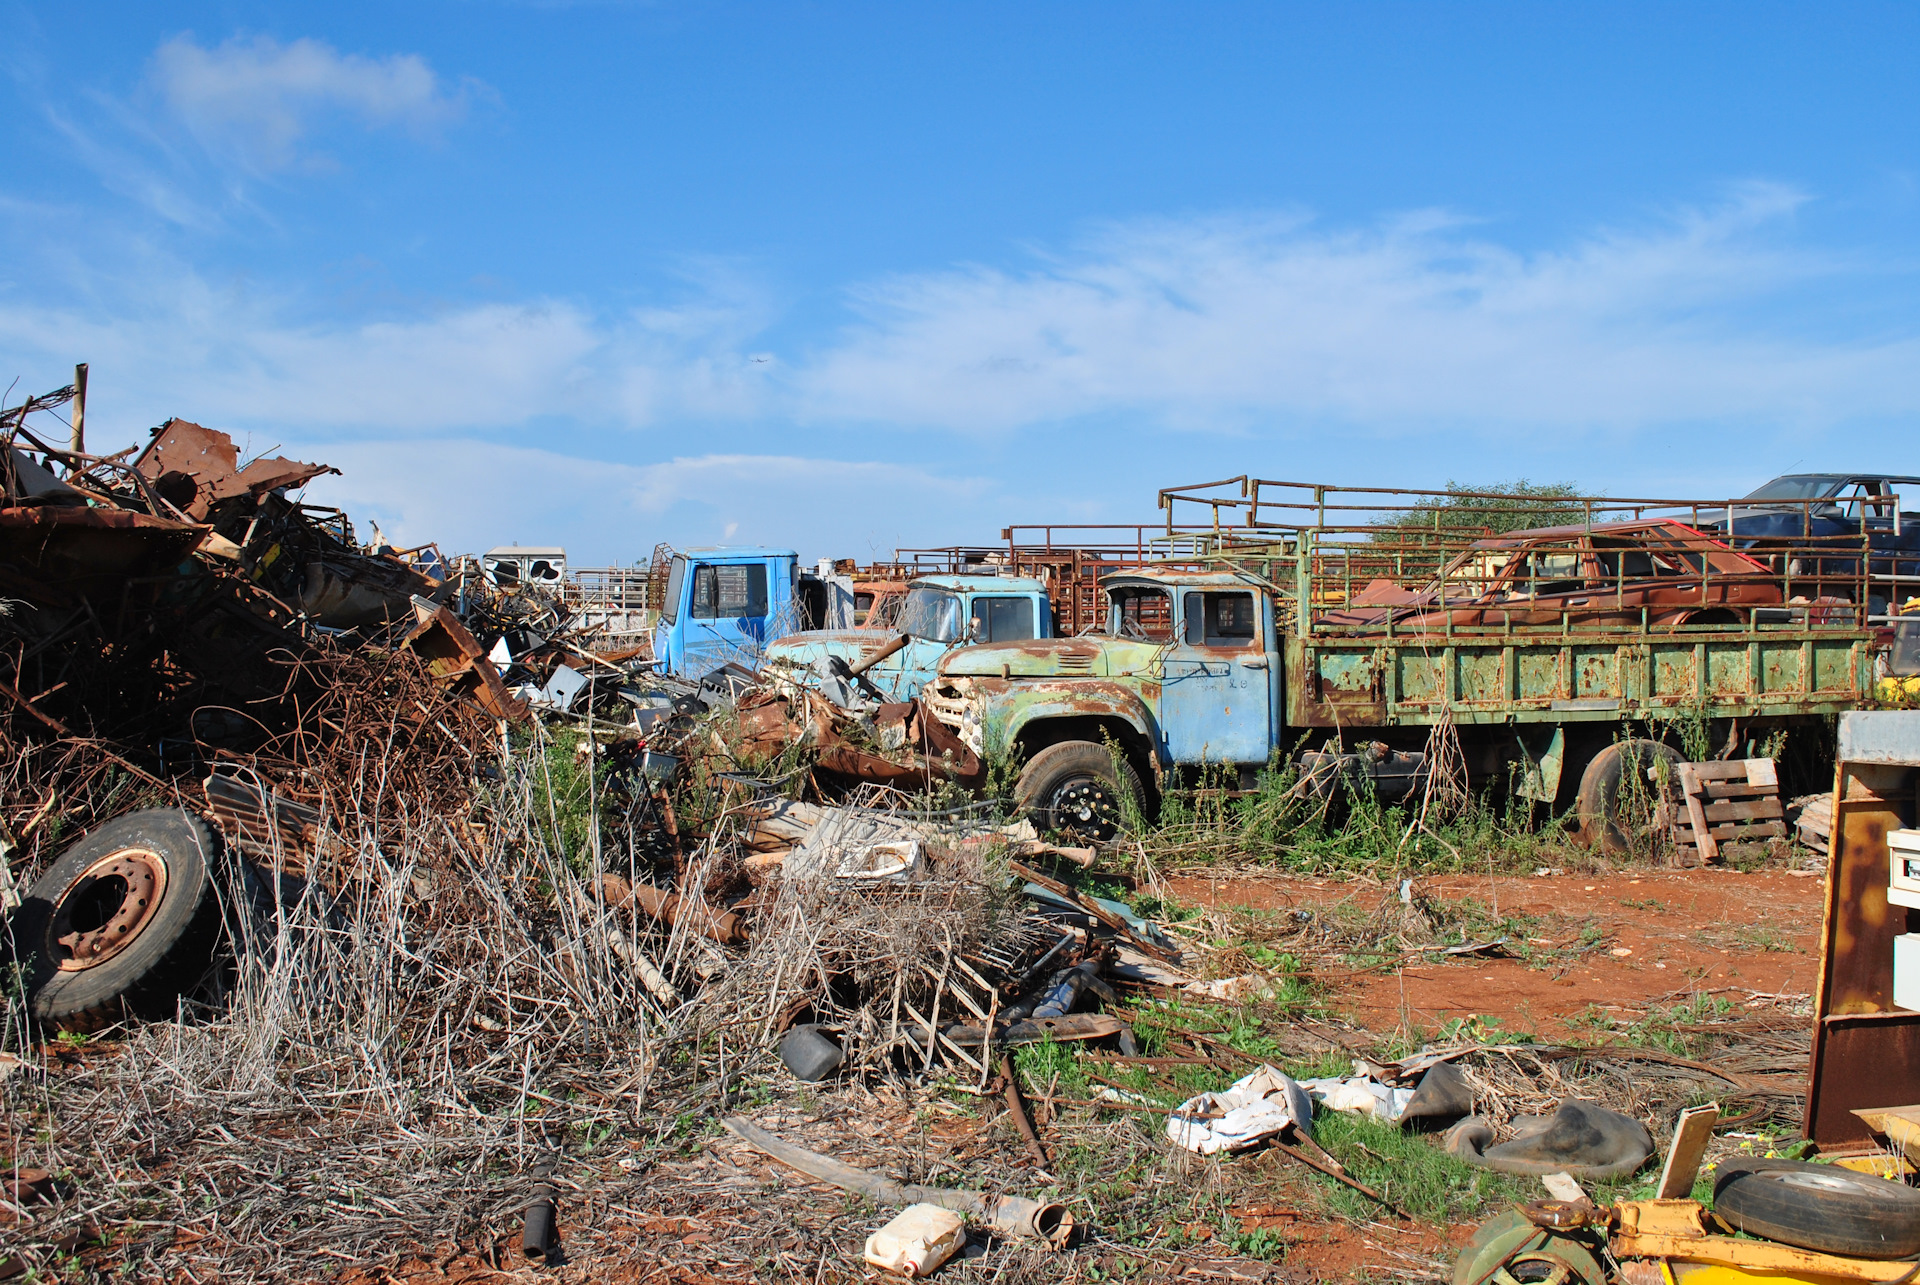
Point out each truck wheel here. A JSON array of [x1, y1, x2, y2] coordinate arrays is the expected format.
[[1714, 1158, 1920, 1259], [1574, 739, 1681, 855], [1016, 741, 1140, 842], [10, 809, 224, 1033]]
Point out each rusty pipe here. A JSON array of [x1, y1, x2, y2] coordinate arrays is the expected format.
[[847, 632, 910, 677], [1001, 1054, 1051, 1168], [598, 874, 746, 945], [722, 1117, 1073, 1248]]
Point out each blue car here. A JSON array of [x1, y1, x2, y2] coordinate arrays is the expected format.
[[1711, 474, 1920, 617]]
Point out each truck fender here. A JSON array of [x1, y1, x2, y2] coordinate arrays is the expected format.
[[991, 681, 1162, 767]]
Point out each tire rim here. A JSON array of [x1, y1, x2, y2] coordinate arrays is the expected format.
[[1768, 1170, 1867, 1193], [1047, 776, 1121, 839], [47, 847, 169, 972]]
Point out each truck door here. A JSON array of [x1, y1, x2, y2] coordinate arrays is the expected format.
[[1161, 587, 1273, 764], [683, 559, 772, 678]]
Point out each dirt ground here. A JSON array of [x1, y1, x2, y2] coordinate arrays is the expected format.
[[1168, 867, 1824, 1039], [343, 866, 1827, 1285]]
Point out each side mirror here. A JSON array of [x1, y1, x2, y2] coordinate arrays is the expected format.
[[968, 618, 984, 642]]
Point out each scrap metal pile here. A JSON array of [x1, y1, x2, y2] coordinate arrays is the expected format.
[[0, 380, 1205, 1279]]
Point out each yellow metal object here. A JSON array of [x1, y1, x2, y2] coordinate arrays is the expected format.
[[1829, 1154, 1914, 1180], [1611, 1200, 1920, 1284], [1663, 1263, 1885, 1285], [1616, 1199, 1713, 1236], [1876, 675, 1920, 706], [1856, 1106, 1920, 1156]]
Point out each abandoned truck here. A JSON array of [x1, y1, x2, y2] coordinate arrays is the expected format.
[[652, 548, 859, 680], [762, 573, 1055, 702], [925, 491, 1890, 848]]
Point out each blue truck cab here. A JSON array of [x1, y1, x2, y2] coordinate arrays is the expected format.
[[654, 547, 854, 680], [762, 573, 1055, 702]]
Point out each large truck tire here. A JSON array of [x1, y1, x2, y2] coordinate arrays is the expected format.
[[1574, 739, 1682, 855], [1713, 1158, 1920, 1259], [10, 808, 225, 1033], [1015, 740, 1141, 842]]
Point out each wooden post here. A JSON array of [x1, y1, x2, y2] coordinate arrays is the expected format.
[[71, 362, 87, 457]]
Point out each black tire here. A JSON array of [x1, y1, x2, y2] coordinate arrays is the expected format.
[[1574, 739, 1681, 855], [1714, 1158, 1920, 1259], [1015, 740, 1141, 842], [9, 809, 224, 1033]]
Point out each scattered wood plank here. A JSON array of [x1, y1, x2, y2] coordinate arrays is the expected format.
[[1655, 1103, 1721, 1198], [1669, 759, 1784, 867]]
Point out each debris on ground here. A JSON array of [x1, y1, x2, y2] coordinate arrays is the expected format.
[[0, 390, 1876, 1282]]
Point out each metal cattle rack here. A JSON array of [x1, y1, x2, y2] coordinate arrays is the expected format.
[[1149, 476, 1900, 728]]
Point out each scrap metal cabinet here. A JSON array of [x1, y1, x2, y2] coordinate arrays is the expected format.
[[1806, 710, 1920, 1145]]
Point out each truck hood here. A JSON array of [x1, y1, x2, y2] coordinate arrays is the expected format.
[[937, 636, 1163, 678], [764, 629, 901, 667]]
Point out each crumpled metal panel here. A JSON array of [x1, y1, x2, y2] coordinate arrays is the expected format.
[[133, 419, 338, 521]]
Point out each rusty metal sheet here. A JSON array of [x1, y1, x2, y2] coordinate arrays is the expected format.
[[1807, 733, 1920, 1144], [0, 503, 206, 579], [134, 419, 338, 521], [401, 596, 528, 723]]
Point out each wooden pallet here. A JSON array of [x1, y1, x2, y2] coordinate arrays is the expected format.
[[1669, 758, 1785, 865]]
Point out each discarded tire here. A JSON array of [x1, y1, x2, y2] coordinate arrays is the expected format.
[[1015, 741, 1140, 842], [1713, 1158, 1920, 1259], [10, 809, 224, 1033], [1574, 739, 1681, 854]]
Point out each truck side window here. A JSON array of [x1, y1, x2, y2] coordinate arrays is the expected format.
[[660, 555, 686, 625], [1183, 592, 1257, 647], [1109, 587, 1174, 642], [690, 564, 769, 619], [973, 597, 1035, 643]]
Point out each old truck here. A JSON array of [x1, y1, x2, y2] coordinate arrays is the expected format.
[[652, 548, 857, 680], [925, 478, 1893, 847], [763, 573, 1055, 702]]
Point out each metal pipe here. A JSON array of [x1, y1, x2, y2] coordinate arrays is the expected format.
[[522, 1153, 557, 1262], [722, 1117, 1073, 1247], [848, 632, 909, 677]]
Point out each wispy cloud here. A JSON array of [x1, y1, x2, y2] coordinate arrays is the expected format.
[[301, 440, 994, 561], [149, 34, 477, 171], [4, 185, 1913, 445], [799, 184, 1915, 433], [2, 185, 1917, 556]]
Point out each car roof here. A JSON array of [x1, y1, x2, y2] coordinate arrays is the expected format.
[[1465, 517, 1718, 546], [484, 546, 566, 558]]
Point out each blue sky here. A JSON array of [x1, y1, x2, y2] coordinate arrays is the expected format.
[[3, 2, 1918, 563]]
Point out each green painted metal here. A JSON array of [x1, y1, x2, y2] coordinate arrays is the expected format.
[[1287, 627, 1870, 728]]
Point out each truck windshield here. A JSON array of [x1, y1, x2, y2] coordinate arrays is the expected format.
[[1108, 586, 1174, 642], [661, 556, 686, 625], [896, 587, 963, 642]]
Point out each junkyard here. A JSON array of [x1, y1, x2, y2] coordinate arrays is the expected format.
[[0, 367, 1918, 1284]]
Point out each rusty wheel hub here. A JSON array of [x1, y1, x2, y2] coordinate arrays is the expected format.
[[1049, 778, 1120, 838], [49, 847, 169, 971]]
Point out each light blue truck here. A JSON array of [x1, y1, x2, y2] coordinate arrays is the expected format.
[[653, 547, 857, 680], [762, 573, 1056, 702]]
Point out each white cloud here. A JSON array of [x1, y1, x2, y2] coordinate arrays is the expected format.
[[0, 254, 775, 434], [7, 184, 1914, 451], [799, 184, 1919, 433], [299, 440, 994, 563], [149, 34, 473, 170]]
